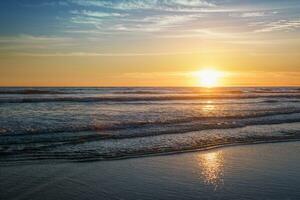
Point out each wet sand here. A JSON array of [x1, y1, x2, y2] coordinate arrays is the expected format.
[[1, 141, 300, 200]]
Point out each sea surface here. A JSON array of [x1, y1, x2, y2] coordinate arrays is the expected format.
[[1, 87, 300, 164]]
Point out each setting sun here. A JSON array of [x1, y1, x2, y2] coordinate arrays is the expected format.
[[196, 69, 222, 88]]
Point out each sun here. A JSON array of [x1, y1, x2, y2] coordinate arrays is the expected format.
[[196, 69, 222, 88]]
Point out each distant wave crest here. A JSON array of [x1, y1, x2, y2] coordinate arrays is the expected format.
[[0, 89, 66, 95], [1, 94, 300, 103]]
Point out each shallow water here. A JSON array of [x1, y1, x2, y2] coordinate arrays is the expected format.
[[1, 142, 300, 200], [1, 87, 300, 163]]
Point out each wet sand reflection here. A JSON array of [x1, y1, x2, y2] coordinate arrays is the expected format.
[[196, 151, 224, 189]]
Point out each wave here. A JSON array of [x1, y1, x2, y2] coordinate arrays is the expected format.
[[1, 87, 300, 165], [251, 88, 300, 94], [1, 94, 300, 104], [1, 87, 299, 96], [112, 89, 244, 95], [113, 91, 164, 94], [2, 113, 300, 155], [0, 89, 66, 95], [2, 108, 300, 136], [1, 122, 300, 164]]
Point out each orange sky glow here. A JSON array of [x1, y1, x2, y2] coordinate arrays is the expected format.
[[1, 0, 300, 87]]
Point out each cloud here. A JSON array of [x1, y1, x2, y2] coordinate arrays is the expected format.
[[240, 12, 266, 18], [118, 14, 202, 31], [0, 35, 71, 43], [71, 9, 204, 32], [68, 0, 288, 36], [70, 9, 128, 25], [254, 19, 300, 33], [167, 0, 215, 7], [230, 11, 278, 18], [112, 14, 203, 32], [0, 35, 73, 51], [71, 10, 127, 18], [69, 0, 216, 11], [71, 16, 104, 24], [14, 51, 207, 57], [159, 28, 243, 39], [22, 1, 69, 7]]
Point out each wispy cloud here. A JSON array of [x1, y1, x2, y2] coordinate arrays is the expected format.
[[68, 0, 297, 36], [230, 11, 278, 18], [158, 28, 244, 39], [71, 8, 204, 32], [0, 35, 71, 44], [13, 50, 208, 57], [68, 0, 212, 33], [70, 9, 128, 25], [71, 16, 104, 25], [2, 0, 300, 57], [0, 35, 74, 51], [71, 10, 127, 18], [69, 0, 216, 11], [108, 14, 203, 32], [21, 1, 69, 7], [240, 12, 266, 18], [255, 19, 300, 32]]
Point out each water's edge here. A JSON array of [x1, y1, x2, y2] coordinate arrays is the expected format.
[[1, 138, 299, 166]]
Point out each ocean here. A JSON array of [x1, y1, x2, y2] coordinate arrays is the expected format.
[[1, 87, 300, 164]]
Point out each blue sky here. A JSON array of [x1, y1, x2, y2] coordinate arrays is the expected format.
[[1, 0, 300, 55]]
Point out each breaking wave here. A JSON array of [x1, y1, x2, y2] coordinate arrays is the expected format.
[[1, 87, 300, 164]]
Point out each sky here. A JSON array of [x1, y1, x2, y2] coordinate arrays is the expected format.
[[0, 0, 300, 87]]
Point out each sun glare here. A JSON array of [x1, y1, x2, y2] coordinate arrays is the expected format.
[[196, 69, 222, 88]]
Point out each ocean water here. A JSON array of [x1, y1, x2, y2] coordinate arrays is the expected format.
[[1, 87, 300, 163]]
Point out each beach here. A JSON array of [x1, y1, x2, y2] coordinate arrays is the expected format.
[[1, 141, 300, 200]]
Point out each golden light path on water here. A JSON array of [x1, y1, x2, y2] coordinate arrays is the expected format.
[[201, 101, 216, 115], [196, 151, 225, 189]]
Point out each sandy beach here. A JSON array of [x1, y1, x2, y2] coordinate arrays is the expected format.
[[1, 141, 300, 200]]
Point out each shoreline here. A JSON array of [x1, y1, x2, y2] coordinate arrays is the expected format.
[[1, 141, 300, 200], [76, 138, 300, 163], [1, 138, 300, 167]]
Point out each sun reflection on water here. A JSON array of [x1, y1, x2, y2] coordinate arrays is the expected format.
[[201, 101, 216, 116], [196, 151, 224, 189]]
